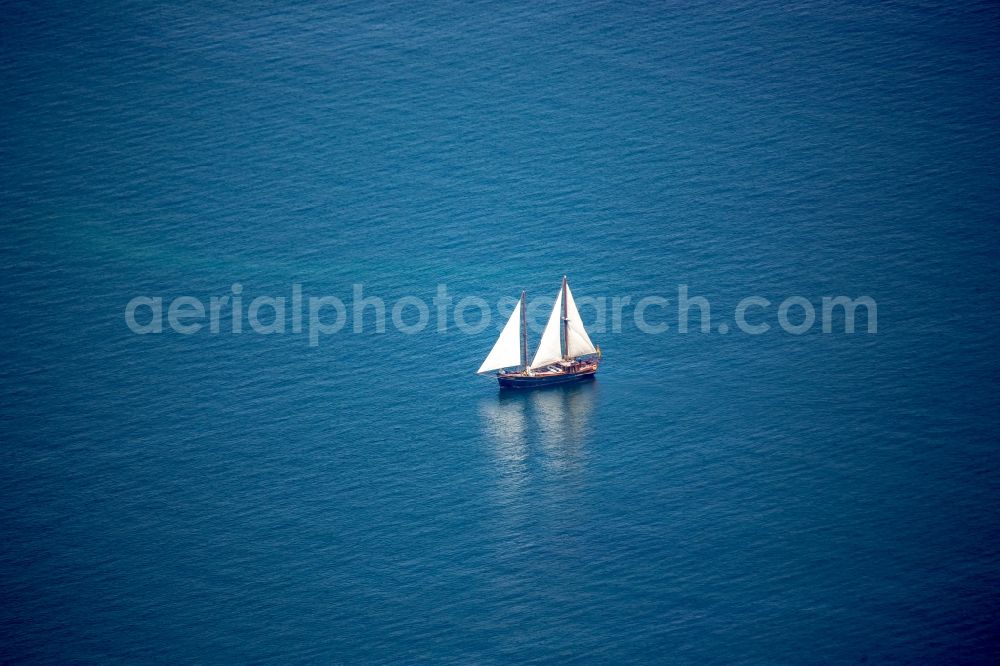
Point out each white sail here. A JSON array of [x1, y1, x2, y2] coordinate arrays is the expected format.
[[477, 299, 523, 374], [529, 286, 564, 369], [564, 282, 597, 357]]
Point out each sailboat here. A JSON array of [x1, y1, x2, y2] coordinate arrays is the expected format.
[[477, 276, 601, 388]]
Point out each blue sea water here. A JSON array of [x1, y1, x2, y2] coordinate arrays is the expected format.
[[2, 0, 999, 662]]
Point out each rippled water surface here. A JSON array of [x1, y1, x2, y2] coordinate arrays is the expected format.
[[2, 1, 999, 662]]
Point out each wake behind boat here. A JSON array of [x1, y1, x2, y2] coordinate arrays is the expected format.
[[477, 276, 601, 389]]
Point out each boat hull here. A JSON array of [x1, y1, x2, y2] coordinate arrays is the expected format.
[[497, 365, 597, 389]]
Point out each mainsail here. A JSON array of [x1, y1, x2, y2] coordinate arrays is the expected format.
[[529, 278, 596, 369], [477, 298, 523, 374], [529, 286, 564, 369]]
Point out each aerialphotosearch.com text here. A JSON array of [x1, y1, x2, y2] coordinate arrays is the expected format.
[[124, 284, 877, 346]]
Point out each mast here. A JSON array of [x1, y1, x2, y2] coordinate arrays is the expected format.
[[519, 290, 528, 370], [561, 275, 568, 359]]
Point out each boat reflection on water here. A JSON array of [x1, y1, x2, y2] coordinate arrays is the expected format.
[[477, 388, 530, 491], [477, 380, 598, 479]]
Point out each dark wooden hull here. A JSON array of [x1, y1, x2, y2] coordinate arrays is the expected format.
[[497, 365, 597, 389]]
